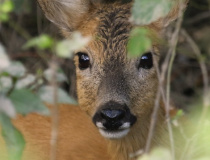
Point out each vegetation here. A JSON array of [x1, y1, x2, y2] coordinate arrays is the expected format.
[[0, 0, 209, 160]]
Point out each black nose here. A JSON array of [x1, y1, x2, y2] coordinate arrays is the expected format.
[[101, 109, 125, 121], [92, 101, 137, 131]]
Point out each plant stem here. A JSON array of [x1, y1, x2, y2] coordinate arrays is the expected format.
[[50, 59, 59, 160]]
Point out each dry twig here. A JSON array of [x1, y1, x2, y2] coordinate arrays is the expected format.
[[50, 59, 59, 160]]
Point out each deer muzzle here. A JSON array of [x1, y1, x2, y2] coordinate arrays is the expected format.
[[92, 101, 137, 139]]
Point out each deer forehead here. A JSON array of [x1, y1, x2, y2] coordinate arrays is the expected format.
[[76, 4, 136, 66]]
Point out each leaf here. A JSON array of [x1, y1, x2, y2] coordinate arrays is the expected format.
[[0, 76, 12, 94], [15, 74, 36, 89], [9, 89, 49, 115], [0, 113, 25, 160], [4, 61, 26, 78], [127, 28, 152, 57], [0, 43, 10, 72], [0, 96, 16, 118], [0, 0, 14, 13], [44, 68, 67, 83], [56, 32, 90, 58], [131, 0, 173, 25], [38, 86, 77, 105], [0, 12, 9, 21], [23, 34, 54, 50], [138, 148, 172, 160]]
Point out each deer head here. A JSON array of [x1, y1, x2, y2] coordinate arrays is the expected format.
[[37, 0, 187, 141]]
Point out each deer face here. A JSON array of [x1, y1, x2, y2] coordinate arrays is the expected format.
[[74, 6, 159, 139], [75, 4, 161, 139], [37, 0, 186, 139]]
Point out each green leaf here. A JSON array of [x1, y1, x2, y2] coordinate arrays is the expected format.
[[131, 0, 173, 25], [23, 34, 54, 50], [0, 0, 14, 13], [127, 28, 152, 57], [0, 113, 25, 160], [138, 148, 172, 160], [0, 12, 9, 21], [0, 96, 16, 118], [38, 86, 77, 105], [4, 61, 26, 78], [9, 89, 49, 115]]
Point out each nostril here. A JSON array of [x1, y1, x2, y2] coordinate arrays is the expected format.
[[101, 109, 125, 120]]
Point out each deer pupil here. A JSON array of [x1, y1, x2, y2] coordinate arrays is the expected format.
[[139, 52, 153, 69], [78, 52, 90, 70]]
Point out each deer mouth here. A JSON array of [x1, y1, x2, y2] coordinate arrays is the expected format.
[[96, 121, 131, 139]]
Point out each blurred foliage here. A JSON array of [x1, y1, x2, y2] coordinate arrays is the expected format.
[[138, 108, 210, 160], [131, 0, 173, 25], [127, 28, 152, 57], [0, 0, 14, 21], [23, 34, 54, 50], [0, 0, 85, 159]]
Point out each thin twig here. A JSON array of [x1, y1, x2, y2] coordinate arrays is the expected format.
[[186, 11, 210, 25], [165, 2, 185, 159], [50, 59, 59, 160], [37, 5, 42, 35], [142, 1, 186, 156], [8, 20, 31, 40], [181, 29, 210, 119], [180, 29, 209, 160]]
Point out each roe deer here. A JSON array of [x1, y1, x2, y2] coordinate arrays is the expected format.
[[0, 0, 188, 160]]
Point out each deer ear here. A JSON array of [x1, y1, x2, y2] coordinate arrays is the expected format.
[[150, 0, 188, 30], [37, 0, 92, 31]]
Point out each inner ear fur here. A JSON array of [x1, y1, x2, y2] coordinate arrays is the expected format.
[[37, 0, 93, 31]]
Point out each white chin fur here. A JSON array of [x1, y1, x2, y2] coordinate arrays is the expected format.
[[99, 128, 130, 139]]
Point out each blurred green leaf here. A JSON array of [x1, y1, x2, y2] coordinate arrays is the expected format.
[[38, 86, 77, 105], [0, 13, 9, 21], [172, 109, 184, 121], [131, 0, 173, 25], [9, 89, 49, 115], [138, 148, 172, 160], [127, 28, 152, 57], [23, 34, 54, 50], [0, 113, 25, 160], [0, 0, 14, 13]]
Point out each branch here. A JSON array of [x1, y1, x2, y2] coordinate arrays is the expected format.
[[50, 59, 59, 160]]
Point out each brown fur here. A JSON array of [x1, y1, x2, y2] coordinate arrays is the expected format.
[[0, 1, 188, 160], [0, 104, 111, 160]]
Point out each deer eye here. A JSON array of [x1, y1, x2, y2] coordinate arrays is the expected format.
[[77, 52, 90, 70], [138, 52, 153, 69]]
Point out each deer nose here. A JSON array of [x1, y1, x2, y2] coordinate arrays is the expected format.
[[101, 109, 125, 121], [100, 108, 126, 130], [92, 101, 137, 132]]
